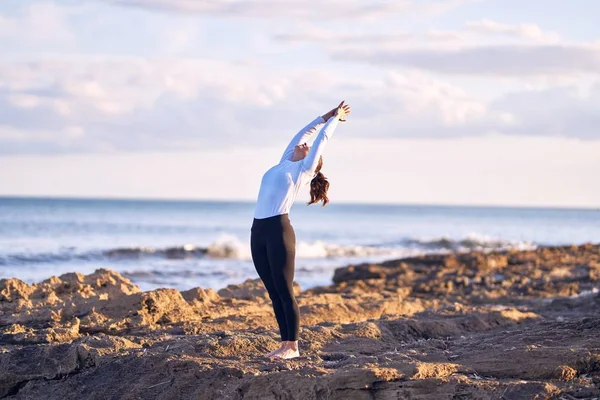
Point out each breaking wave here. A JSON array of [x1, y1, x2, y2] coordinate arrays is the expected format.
[[398, 234, 536, 252], [0, 234, 536, 266]]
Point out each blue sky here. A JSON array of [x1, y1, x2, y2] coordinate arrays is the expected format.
[[1, 0, 599, 207]]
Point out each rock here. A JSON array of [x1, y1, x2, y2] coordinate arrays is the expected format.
[[0, 278, 35, 301], [332, 265, 388, 283], [217, 278, 300, 300], [1, 244, 600, 399], [0, 343, 80, 398], [181, 287, 219, 304]]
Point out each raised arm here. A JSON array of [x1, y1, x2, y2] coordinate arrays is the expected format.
[[279, 105, 343, 163], [300, 115, 340, 174], [300, 101, 351, 174], [279, 116, 325, 163]]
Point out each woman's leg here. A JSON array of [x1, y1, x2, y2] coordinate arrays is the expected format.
[[266, 220, 300, 348], [250, 228, 289, 350]]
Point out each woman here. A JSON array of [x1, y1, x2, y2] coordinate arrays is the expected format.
[[251, 101, 351, 360]]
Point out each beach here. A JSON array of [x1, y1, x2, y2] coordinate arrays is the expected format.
[[3, 0, 600, 398], [2, 243, 599, 399]]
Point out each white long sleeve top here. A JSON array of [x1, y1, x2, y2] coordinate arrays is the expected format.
[[253, 115, 340, 219]]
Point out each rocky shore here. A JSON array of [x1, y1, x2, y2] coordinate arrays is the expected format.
[[1, 244, 600, 399]]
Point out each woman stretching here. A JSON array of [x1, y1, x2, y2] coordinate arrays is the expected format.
[[251, 101, 352, 360]]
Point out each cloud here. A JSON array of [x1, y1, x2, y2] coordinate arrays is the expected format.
[[275, 31, 414, 45], [0, 56, 497, 154], [350, 72, 492, 132], [1, 51, 600, 155], [488, 84, 600, 139], [0, 2, 76, 44], [1, 0, 598, 164], [465, 19, 561, 43], [0, 124, 92, 154], [106, 0, 479, 19], [272, 19, 565, 62], [272, 15, 598, 78], [274, 28, 465, 46], [0, 56, 343, 154], [334, 44, 600, 77]]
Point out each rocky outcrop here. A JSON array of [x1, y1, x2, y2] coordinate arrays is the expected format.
[[328, 243, 600, 304], [1, 245, 599, 399]]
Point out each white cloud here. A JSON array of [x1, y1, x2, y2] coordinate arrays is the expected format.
[[272, 19, 562, 54], [0, 56, 494, 153], [64, 125, 85, 138], [0, 124, 91, 153], [107, 0, 478, 19], [0, 56, 339, 153], [273, 16, 596, 79], [275, 30, 414, 45], [363, 71, 490, 127], [0, 56, 286, 117], [426, 30, 467, 43], [489, 83, 600, 139], [0, 2, 75, 44], [466, 19, 561, 43], [274, 28, 465, 47], [334, 44, 600, 77], [9, 94, 42, 109], [158, 20, 203, 56], [1, 54, 600, 155]]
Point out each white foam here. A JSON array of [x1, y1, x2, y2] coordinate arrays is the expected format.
[[203, 236, 395, 260], [406, 233, 536, 252], [205, 234, 252, 259], [296, 240, 392, 258]]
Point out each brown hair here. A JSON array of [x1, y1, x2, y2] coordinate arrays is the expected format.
[[307, 156, 330, 206]]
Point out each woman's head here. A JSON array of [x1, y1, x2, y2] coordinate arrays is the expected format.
[[293, 142, 310, 161], [307, 156, 330, 207]]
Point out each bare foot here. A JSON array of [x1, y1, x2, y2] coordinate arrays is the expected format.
[[265, 344, 284, 358], [273, 348, 300, 360]]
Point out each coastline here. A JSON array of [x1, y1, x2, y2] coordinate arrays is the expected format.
[[1, 244, 600, 399]]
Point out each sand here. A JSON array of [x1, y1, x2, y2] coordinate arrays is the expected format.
[[1, 244, 600, 399]]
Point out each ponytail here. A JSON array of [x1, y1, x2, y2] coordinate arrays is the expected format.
[[307, 156, 330, 206]]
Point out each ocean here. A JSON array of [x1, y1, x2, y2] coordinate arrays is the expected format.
[[1, 196, 598, 292]]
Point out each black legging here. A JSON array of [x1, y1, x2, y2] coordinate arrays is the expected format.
[[250, 214, 299, 341]]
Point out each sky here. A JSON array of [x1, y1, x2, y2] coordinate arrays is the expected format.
[[0, 0, 599, 208]]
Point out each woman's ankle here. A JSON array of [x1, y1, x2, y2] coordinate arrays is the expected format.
[[285, 341, 299, 351]]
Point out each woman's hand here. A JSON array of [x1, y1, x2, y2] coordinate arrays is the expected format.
[[335, 101, 351, 121], [322, 101, 351, 121]]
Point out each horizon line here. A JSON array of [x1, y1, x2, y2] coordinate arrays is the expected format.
[[1, 194, 598, 212]]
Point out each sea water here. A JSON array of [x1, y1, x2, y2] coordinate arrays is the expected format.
[[1, 196, 598, 292]]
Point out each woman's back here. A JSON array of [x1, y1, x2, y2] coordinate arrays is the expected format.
[[254, 160, 308, 219]]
